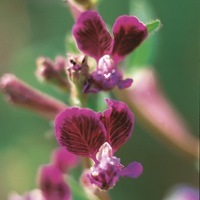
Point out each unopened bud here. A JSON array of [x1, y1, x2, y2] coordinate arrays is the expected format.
[[54, 56, 67, 72], [66, 54, 89, 106], [36, 57, 70, 92], [38, 165, 71, 200], [66, 54, 89, 83], [0, 74, 67, 120]]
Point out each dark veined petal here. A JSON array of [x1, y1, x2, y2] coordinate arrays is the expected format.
[[55, 107, 106, 158], [112, 16, 148, 63], [119, 162, 143, 178], [101, 98, 134, 152], [38, 165, 71, 200], [72, 11, 112, 61]]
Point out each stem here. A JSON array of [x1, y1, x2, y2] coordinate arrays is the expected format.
[[71, 85, 111, 200], [114, 68, 199, 161], [94, 189, 111, 200]]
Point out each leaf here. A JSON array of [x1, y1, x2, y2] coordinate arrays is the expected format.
[[146, 19, 162, 33]]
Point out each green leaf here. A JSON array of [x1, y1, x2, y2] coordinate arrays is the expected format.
[[146, 19, 162, 33], [67, 176, 90, 200]]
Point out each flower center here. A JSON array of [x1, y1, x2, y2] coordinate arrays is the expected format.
[[98, 55, 114, 72]]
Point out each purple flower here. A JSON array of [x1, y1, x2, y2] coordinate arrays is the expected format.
[[55, 98, 143, 190], [38, 165, 71, 200], [72, 11, 148, 93], [51, 147, 79, 173]]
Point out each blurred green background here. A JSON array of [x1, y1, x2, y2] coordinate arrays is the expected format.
[[0, 0, 199, 199]]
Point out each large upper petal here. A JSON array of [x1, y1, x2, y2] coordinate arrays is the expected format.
[[55, 107, 106, 158], [101, 98, 134, 152], [72, 11, 112, 61], [111, 16, 148, 63]]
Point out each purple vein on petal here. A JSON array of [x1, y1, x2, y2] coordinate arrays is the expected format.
[[112, 15, 148, 63], [55, 107, 106, 159], [101, 98, 134, 152], [72, 10, 112, 62]]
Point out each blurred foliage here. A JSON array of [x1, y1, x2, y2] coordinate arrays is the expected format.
[[0, 0, 199, 200]]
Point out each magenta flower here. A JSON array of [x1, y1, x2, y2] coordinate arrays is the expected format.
[[72, 11, 148, 93], [38, 165, 71, 200], [55, 98, 143, 190], [51, 147, 79, 173]]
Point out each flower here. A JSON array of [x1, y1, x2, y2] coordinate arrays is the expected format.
[[55, 98, 143, 190], [72, 11, 148, 93], [38, 165, 71, 200], [51, 147, 79, 173]]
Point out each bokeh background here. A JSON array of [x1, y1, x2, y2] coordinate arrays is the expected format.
[[0, 0, 199, 199]]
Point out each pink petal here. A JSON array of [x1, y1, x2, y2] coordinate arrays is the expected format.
[[55, 107, 106, 158], [112, 16, 148, 63], [51, 147, 79, 173], [72, 11, 112, 61], [38, 165, 71, 200], [117, 78, 133, 89], [101, 99, 134, 152], [119, 162, 143, 178]]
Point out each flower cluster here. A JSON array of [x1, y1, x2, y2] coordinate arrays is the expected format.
[[55, 98, 143, 190], [72, 10, 148, 93], [1, 3, 148, 200]]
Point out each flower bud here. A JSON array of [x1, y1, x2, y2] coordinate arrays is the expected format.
[[38, 165, 71, 200], [36, 57, 70, 92], [0, 74, 67, 120]]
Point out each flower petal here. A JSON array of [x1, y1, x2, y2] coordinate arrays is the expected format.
[[51, 147, 79, 173], [55, 107, 106, 158], [83, 68, 132, 93], [119, 161, 143, 178], [88, 143, 122, 190], [112, 16, 148, 63], [117, 78, 133, 89], [101, 99, 134, 152], [38, 165, 71, 200], [72, 11, 112, 61]]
